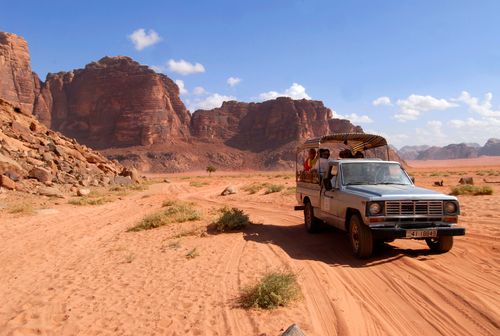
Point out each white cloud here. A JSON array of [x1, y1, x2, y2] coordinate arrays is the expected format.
[[372, 96, 392, 106], [227, 77, 241, 87], [167, 59, 205, 75], [259, 83, 311, 101], [174, 79, 187, 95], [332, 111, 374, 123], [193, 86, 206, 95], [455, 91, 500, 118], [128, 28, 162, 51], [395, 94, 457, 122], [189, 93, 235, 111]]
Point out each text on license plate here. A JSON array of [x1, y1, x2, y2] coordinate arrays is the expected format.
[[405, 229, 437, 238]]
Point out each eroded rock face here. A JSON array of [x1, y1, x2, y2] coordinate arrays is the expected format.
[[34, 56, 191, 148], [0, 32, 38, 113], [191, 97, 363, 152]]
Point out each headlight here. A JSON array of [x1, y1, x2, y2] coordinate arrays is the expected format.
[[369, 202, 382, 215], [444, 201, 457, 214]]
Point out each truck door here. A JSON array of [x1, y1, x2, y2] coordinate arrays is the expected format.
[[321, 164, 343, 228]]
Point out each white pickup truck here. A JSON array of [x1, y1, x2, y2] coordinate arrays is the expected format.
[[295, 133, 465, 258]]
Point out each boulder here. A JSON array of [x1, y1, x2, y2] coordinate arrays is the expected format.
[[281, 324, 306, 336], [114, 175, 133, 185], [459, 177, 474, 185], [29, 167, 52, 183], [0, 153, 24, 175], [0, 175, 16, 190], [221, 185, 237, 196], [77, 188, 91, 196], [38, 186, 64, 198], [120, 167, 140, 183]]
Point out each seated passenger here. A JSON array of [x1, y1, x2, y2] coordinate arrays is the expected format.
[[339, 148, 354, 159], [303, 148, 318, 172], [354, 151, 364, 158], [314, 148, 330, 176]]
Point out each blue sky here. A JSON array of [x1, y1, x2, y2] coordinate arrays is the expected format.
[[1, 0, 499, 148]]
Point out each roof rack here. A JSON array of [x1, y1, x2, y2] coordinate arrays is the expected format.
[[299, 133, 387, 152]]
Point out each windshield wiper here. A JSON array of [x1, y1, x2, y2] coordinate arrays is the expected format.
[[377, 182, 408, 185], [346, 182, 376, 185]]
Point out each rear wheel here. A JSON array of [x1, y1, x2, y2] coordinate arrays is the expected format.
[[425, 236, 453, 253], [304, 201, 320, 233], [349, 213, 373, 258]]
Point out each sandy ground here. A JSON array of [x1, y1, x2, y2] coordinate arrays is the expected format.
[[0, 162, 499, 335]]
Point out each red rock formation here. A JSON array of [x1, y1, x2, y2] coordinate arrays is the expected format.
[[34, 56, 191, 148], [191, 97, 363, 152], [0, 32, 39, 113]]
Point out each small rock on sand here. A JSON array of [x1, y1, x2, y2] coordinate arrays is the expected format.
[[221, 186, 237, 196], [38, 186, 64, 198]]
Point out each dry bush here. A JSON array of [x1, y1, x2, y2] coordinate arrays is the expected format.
[[128, 200, 201, 232], [8, 203, 35, 215], [190, 181, 209, 188], [185, 247, 199, 259], [264, 184, 285, 194], [242, 182, 270, 194], [450, 185, 493, 196], [240, 270, 300, 309]]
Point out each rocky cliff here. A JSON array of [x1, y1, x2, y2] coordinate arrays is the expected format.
[[0, 32, 39, 114], [191, 98, 362, 152], [33, 56, 191, 149]]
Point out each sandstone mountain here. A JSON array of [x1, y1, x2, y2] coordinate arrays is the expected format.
[[33, 56, 191, 149], [0, 32, 39, 114], [0, 98, 123, 194], [1, 31, 396, 172]]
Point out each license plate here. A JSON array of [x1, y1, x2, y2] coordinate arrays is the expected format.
[[405, 229, 437, 238]]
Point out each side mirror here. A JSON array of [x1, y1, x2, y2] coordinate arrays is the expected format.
[[410, 176, 415, 183]]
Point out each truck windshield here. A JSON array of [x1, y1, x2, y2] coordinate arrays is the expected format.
[[341, 162, 412, 186]]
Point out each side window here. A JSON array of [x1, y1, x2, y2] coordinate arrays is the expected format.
[[330, 164, 338, 188]]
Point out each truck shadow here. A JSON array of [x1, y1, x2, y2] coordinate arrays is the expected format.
[[243, 222, 436, 268]]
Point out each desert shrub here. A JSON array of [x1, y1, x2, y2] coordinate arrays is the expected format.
[[240, 270, 300, 309], [283, 186, 296, 195], [69, 196, 110, 206], [450, 185, 493, 196], [264, 184, 285, 194], [8, 203, 34, 215], [212, 207, 251, 232], [243, 182, 270, 194], [128, 201, 201, 231], [190, 181, 209, 188]]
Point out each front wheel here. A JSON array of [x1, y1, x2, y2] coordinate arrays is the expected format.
[[304, 202, 320, 233], [349, 214, 373, 258], [425, 236, 453, 253]]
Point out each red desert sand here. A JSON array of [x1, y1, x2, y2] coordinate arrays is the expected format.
[[0, 159, 499, 335]]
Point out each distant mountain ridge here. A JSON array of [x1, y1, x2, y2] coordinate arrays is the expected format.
[[397, 140, 500, 160]]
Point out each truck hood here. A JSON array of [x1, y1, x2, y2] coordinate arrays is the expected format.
[[345, 184, 454, 200]]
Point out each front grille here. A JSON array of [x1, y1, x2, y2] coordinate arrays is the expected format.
[[385, 201, 443, 216]]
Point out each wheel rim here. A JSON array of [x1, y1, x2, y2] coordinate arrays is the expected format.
[[351, 219, 360, 252]]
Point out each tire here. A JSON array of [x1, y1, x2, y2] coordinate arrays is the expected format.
[[349, 213, 373, 258], [304, 201, 320, 233], [425, 236, 453, 253]]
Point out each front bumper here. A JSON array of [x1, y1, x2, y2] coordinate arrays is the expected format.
[[371, 226, 466, 239]]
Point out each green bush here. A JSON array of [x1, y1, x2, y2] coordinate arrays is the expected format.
[[240, 270, 300, 309], [450, 185, 493, 196], [128, 201, 201, 231], [212, 207, 251, 232]]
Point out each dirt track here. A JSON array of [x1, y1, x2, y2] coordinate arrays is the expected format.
[[1, 171, 499, 336]]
